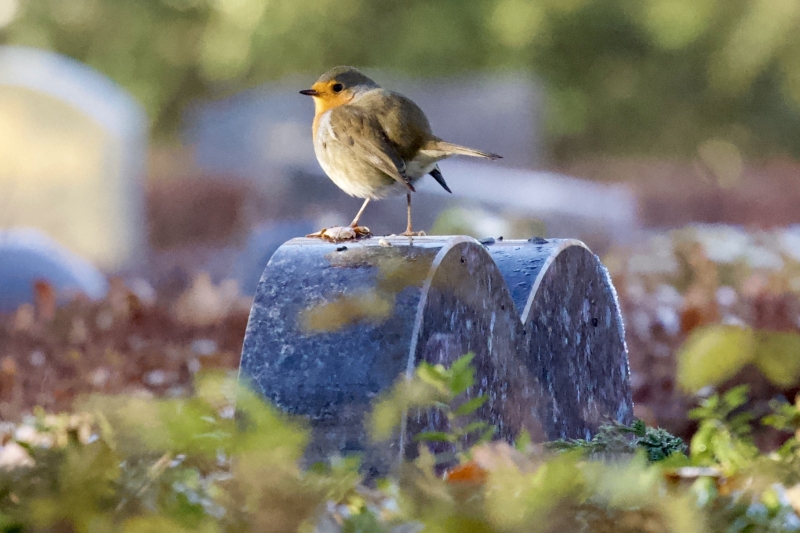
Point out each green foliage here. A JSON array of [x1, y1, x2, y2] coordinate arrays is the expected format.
[[688, 385, 760, 474], [0, 371, 361, 532], [6, 358, 800, 531], [638, 425, 689, 463], [4, 0, 800, 157], [678, 326, 755, 393], [763, 398, 800, 434], [370, 353, 493, 464], [549, 418, 687, 462], [678, 326, 800, 392], [413, 354, 494, 451]]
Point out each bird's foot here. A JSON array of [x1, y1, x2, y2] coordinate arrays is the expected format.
[[400, 230, 426, 237], [306, 225, 372, 243]]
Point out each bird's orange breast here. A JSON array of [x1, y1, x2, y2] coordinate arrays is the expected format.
[[310, 91, 353, 138]]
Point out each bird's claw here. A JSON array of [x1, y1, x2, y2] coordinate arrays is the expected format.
[[400, 230, 426, 237], [306, 225, 372, 243]]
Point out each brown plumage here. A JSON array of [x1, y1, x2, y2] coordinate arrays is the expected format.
[[300, 66, 501, 241]]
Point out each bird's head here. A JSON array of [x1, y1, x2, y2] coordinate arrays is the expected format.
[[300, 66, 379, 114]]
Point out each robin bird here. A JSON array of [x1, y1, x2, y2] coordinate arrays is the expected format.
[[300, 66, 501, 242]]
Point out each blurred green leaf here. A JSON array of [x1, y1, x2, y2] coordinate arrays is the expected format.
[[415, 431, 453, 443], [688, 386, 759, 473], [454, 396, 487, 417], [484, 451, 584, 530], [462, 421, 490, 436], [752, 330, 800, 387], [476, 427, 496, 446], [762, 398, 800, 432], [342, 507, 388, 533], [677, 325, 754, 392], [689, 385, 752, 428], [28, 440, 120, 531], [678, 326, 800, 392], [369, 377, 444, 442], [514, 429, 532, 452], [416, 363, 450, 396], [448, 353, 476, 395]]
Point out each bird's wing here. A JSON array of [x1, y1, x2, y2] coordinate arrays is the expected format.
[[368, 91, 432, 159], [328, 105, 414, 191]]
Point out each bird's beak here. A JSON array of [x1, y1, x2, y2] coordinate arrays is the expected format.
[[299, 89, 319, 96]]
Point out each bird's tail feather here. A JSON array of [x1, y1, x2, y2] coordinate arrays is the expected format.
[[433, 140, 502, 160]]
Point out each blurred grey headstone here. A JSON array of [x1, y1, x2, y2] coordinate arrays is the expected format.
[[0, 45, 148, 271], [0, 228, 108, 313], [240, 236, 632, 474], [414, 160, 640, 242], [386, 71, 540, 169], [234, 220, 316, 295]]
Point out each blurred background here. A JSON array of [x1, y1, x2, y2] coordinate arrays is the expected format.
[[1, 0, 800, 442]]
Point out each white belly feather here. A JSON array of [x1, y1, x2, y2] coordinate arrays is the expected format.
[[313, 111, 451, 199], [406, 150, 445, 178]]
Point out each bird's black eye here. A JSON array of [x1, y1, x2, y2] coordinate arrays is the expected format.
[[332, 83, 344, 93]]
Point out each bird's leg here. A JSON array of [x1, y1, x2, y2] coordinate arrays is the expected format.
[[405, 194, 413, 234], [350, 198, 370, 227], [401, 193, 425, 237], [306, 198, 372, 243]]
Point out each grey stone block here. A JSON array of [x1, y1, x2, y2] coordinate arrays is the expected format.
[[239, 236, 632, 473]]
